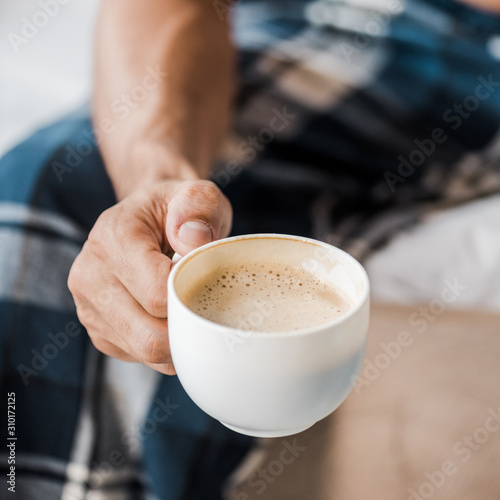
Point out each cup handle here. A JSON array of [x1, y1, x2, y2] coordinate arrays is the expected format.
[[171, 252, 182, 265]]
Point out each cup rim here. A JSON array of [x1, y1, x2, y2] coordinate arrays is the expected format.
[[167, 233, 370, 337]]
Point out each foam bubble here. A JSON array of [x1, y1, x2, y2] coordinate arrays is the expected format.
[[185, 264, 352, 332]]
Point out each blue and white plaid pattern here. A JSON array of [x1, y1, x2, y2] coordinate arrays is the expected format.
[[0, 114, 253, 499], [223, 0, 500, 259], [1, 0, 500, 498]]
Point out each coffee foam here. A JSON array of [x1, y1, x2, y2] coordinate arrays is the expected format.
[[184, 263, 352, 332]]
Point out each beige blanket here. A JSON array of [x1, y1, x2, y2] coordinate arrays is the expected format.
[[226, 303, 500, 500]]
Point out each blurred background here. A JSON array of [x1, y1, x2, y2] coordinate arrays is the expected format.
[[1, 0, 500, 313]]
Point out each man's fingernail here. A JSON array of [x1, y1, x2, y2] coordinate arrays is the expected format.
[[178, 220, 213, 247]]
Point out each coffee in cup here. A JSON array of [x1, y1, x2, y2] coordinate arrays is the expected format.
[[168, 234, 370, 437], [183, 263, 353, 332]]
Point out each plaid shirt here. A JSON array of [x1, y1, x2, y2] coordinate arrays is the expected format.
[[1, 0, 500, 498]]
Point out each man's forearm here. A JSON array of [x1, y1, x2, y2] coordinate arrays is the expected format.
[[93, 0, 235, 199]]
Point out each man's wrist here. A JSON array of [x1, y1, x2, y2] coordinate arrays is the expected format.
[[104, 139, 202, 200]]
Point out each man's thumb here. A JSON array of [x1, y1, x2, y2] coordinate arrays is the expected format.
[[165, 180, 232, 256], [177, 220, 213, 248]]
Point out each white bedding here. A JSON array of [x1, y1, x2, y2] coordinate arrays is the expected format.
[[1, 0, 499, 313]]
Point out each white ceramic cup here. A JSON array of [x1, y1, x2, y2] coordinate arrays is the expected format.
[[167, 234, 370, 437]]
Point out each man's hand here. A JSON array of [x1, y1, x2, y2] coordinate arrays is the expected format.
[[68, 180, 232, 375], [77, 0, 236, 374]]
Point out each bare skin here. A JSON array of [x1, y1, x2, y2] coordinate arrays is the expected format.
[[68, 0, 500, 374], [67, 0, 500, 496], [459, 0, 500, 13], [68, 0, 234, 375]]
